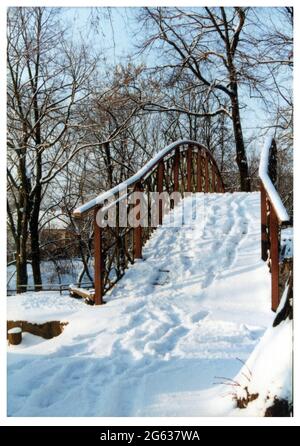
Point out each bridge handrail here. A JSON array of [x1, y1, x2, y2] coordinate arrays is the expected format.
[[259, 134, 291, 312], [259, 134, 289, 223], [73, 139, 221, 217]]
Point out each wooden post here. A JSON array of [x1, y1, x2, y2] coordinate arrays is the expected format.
[[205, 155, 209, 193], [94, 207, 103, 305], [171, 148, 180, 210], [8, 327, 22, 345], [134, 183, 143, 259], [197, 151, 202, 192], [212, 165, 216, 192], [270, 205, 280, 311], [217, 172, 225, 192], [217, 174, 222, 193], [157, 161, 164, 225], [173, 148, 179, 193], [260, 182, 268, 261], [187, 145, 192, 192]]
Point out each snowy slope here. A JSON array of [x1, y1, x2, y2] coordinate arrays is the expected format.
[[7, 192, 274, 417], [233, 319, 292, 416]]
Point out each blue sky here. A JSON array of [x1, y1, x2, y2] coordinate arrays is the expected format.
[[63, 7, 137, 63]]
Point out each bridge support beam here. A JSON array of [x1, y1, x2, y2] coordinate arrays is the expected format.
[[187, 145, 192, 192], [157, 161, 164, 225], [134, 183, 143, 259], [270, 205, 280, 311], [205, 155, 209, 193], [197, 152, 202, 192], [212, 165, 216, 192], [217, 174, 223, 192], [260, 183, 268, 261], [174, 148, 179, 194], [94, 207, 104, 305]]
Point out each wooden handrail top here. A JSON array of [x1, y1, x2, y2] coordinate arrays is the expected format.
[[259, 134, 290, 224], [73, 139, 222, 217]]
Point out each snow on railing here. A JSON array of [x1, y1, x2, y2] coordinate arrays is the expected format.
[[259, 133, 291, 312], [259, 134, 289, 223], [74, 139, 206, 216]]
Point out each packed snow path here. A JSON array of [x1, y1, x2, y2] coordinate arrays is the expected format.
[[7, 192, 273, 416]]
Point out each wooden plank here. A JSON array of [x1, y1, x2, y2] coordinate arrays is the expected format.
[[197, 151, 202, 192], [134, 183, 143, 259], [205, 155, 209, 193], [270, 204, 280, 311], [171, 148, 180, 210], [187, 145, 192, 192], [173, 147, 179, 192], [157, 161, 164, 225], [94, 207, 103, 305], [212, 165, 216, 192], [218, 173, 225, 193]]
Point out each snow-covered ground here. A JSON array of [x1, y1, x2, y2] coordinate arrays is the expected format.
[[7, 192, 275, 417]]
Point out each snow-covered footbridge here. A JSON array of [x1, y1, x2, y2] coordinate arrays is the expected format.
[[73, 137, 289, 312], [7, 137, 291, 416]]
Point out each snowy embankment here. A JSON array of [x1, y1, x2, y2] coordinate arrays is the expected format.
[[8, 192, 275, 417], [233, 279, 293, 416], [233, 319, 292, 416]]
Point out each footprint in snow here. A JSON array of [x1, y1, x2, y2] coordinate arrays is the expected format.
[[190, 310, 210, 323]]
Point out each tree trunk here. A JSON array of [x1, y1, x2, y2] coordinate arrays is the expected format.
[[30, 19, 43, 291], [230, 87, 251, 192], [16, 250, 28, 294], [16, 177, 30, 293], [30, 220, 42, 290], [77, 238, 94, 285], [30, 186, 43, 291], [15, 221, 28, 293], [8, 327, 22, 345]]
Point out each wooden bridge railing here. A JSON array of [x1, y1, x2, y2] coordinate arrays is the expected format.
[[73, 140, 224, 305], [259, 135, 290, 312]]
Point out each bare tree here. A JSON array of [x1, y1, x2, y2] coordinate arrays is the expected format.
[[6, 10, 149, 293], [7, 8, 141, 291], [248, 7, 293, 213], [137, 7, 264, 190]]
